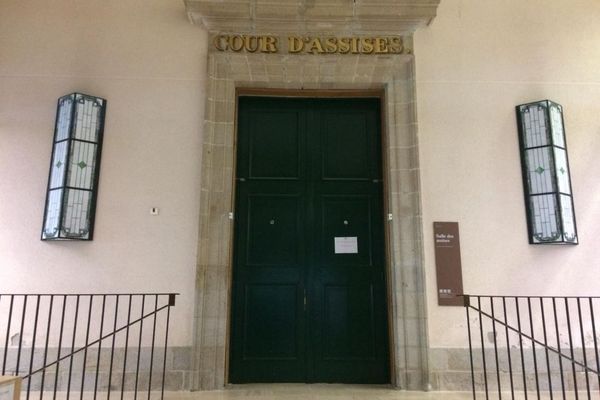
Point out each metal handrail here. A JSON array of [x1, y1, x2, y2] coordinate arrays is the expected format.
[[463, 294, 600, 400], [0, 293, 178, 400]]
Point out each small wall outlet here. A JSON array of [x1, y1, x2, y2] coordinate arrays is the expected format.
[[150, 207, 160, 216]]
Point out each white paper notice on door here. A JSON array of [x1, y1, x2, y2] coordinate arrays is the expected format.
[[334, 237, 358, 254]]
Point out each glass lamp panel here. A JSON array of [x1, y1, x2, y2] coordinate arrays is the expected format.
[[553, 148, 571, 195], [55, 95, 74, 142], [49, 141, 69, 189], [520, 103, 550, 148], [42, 189, 63, 239], [525, 147, 556, 194], [66, 141, 97, 190], [549, 104, 565, 148], [73, 95, 103, 142], [60, 189, 92, 239], [530, 194, 560, 243], [560, 195, 577, 243], [42, 93, 106, 241]]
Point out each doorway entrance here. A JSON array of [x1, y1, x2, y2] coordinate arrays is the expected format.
[[229, 96, 390, 384]]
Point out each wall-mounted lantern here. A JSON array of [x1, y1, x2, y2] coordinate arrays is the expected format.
[[41, 93, 107, 240], [516, 100, 577, 245]]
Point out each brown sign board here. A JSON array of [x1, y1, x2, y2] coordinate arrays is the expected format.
[[433, 222, 464, 306]]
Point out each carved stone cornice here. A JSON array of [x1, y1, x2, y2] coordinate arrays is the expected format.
[[184, 0, 441, 35]]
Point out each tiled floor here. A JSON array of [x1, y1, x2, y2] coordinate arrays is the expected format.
[[165, 385, 473, 400]]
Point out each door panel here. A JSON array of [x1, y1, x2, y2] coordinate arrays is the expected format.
[[246, 194, 300, 266], [243, 284, 299, 359], [230, 98, 307, 383], [248, 111, 301, 179], [321, 112, 371, 180], [322, 284, 376, 360], [230, 97, 389, 384]]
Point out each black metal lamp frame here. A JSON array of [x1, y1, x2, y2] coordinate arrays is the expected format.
[[516, 100, 578, 245], [41, 93, 107, 241]]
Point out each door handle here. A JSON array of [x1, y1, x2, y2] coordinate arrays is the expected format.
[[303, 288, 307, 311]]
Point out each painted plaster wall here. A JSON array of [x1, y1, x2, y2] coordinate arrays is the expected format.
[[0, 0, 207, 346], [414, 0, 600, 348], [2, 0, 600, 355]]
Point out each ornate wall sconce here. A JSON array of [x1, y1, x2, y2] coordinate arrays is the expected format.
[[41, 93, 107, 240], [516, 100, 577, 244]]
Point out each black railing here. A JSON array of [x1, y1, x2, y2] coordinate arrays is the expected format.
[[0, 293, 177, 400], [464, 295, 600, 400]]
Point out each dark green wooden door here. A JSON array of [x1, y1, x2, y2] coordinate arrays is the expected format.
[[229, 97, 389, 384]]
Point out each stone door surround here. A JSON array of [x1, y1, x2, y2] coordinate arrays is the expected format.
[[185, 0, 440, 391]]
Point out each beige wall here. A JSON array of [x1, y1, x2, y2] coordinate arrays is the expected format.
[[414, 0, 600, 347], [2, 0, 600, 353], [0, 0, 207, 346]]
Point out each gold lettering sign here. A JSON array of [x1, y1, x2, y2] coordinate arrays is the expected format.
[[213, 35, 405, 55]]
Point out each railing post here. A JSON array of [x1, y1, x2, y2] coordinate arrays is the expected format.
[[477, 297, 489, 400], [2, 295, 15, 376], [465, 295, 476, 400]]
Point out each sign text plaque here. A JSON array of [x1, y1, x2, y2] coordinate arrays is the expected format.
[[433, 222, 464, 306]]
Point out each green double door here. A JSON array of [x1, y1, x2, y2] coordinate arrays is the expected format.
[[229, 97, 390, 384]]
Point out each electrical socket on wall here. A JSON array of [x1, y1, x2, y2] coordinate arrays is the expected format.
[[150, 207, 160, 216]]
